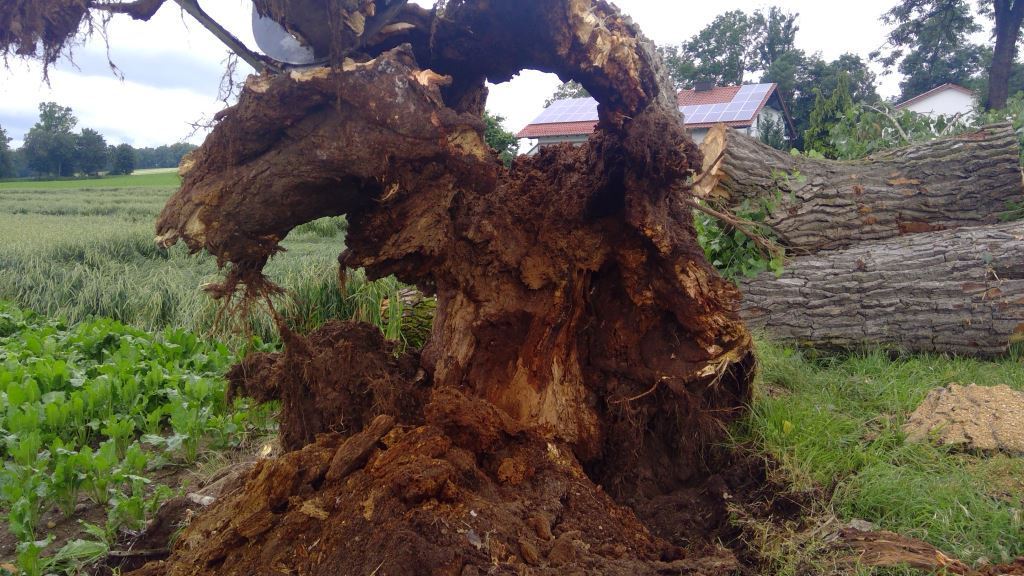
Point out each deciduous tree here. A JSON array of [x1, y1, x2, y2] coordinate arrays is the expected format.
[[763, 51, 878, 148], [0, 125, 13, 178], [75, 128, 108, 176], [543, 80, 589, 106], [22, 102, 78, 177], [109, 143, 135, 175], [661, 7, 798, 88], [875, 0, 1024, 109], [483, 111, 517, 166]]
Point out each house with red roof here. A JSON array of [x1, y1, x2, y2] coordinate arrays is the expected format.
[[894, 83, 976, 120], [517, 82, 794, 152]]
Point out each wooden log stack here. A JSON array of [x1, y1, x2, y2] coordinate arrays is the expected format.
[[696, 123, 1024, 355]]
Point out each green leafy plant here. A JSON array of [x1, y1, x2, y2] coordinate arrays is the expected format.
[[0, 301, 278, 575], [693, 177, 787, 282]]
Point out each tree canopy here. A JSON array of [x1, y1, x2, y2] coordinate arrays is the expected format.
[[661, 6, 798, 88], [0, 125, 14, 179], [543, 80, 590, 106], [874, 0, 986, 101], [75, 128, 108, 176], [23, 102, 79, 177], [876, 0, 1024, 109], [109, 143, 136, 176], [804, 72, 856, 157], [763, 51, 879, 149], [483, 111, 517, 166]]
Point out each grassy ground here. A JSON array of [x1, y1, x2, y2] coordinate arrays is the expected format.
[[738, 340, 1024, 573]]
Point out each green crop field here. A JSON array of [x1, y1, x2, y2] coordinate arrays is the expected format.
[[0, 173, 181, 190], [0, 177, 434, 574]]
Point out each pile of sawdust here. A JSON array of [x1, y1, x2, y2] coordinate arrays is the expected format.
[[903, 383, 1024, 453]]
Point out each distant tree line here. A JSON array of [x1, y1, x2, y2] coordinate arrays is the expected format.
[[0, 102, 197, 179]]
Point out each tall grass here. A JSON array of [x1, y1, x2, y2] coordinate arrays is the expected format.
[[0, 184, 430, 347], [737, 339, 1024, 565]]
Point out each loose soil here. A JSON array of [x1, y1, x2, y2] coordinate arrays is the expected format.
[[130, 322, 792, 576], [904, 383, 1024, 453]]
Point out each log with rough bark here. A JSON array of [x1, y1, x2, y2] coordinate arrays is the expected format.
[[740, 221, 1024, 356], [695, 123, 1024, 253]]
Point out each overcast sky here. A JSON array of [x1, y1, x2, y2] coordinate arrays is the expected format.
[[1, 0, 910, 148]]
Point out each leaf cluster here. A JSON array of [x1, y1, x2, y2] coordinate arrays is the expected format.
[[483, 111, 518, 167], [661, 7, 799, 88], [0, 302, 275, 575], [543, 80, 590, 108], [694, 193, 785, 282]]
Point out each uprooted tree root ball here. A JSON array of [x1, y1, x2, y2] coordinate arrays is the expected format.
[[10, 0, 769, 573], [149, 0, 759, 573]]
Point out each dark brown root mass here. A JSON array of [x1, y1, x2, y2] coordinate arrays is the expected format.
[[137, 0, 758, 573], [128, 390, 757, 576], [227, 321, 428, 452], [0, 0, 89, 65]]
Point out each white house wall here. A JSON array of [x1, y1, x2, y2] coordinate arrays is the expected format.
[[903, 90, 976, 120]]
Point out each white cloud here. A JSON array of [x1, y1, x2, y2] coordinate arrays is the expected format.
[[2, 1, 923, 148]]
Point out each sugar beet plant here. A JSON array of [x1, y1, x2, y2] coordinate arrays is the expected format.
[[0, 302, 275, 575]]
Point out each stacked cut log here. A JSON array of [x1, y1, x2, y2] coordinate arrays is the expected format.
[[696, 122, 1024, 355]]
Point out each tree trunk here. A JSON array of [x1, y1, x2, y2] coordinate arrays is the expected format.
[[740, 221, 1024, 356], [985, 0, 1024, 111], [695, 123, 1023, 253], [142, 2, 757, 574]]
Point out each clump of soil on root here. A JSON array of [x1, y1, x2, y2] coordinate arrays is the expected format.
[[227, 321, 428, 451], [130, 404, 740, 576]]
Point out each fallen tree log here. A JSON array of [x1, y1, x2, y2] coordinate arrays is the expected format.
[[695, 123, 1024, 253], [740, 221, 1024, 356]]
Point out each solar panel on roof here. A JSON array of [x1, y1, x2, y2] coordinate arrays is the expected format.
[[525, 84, 775, 129], [530, 97, 599, 124]]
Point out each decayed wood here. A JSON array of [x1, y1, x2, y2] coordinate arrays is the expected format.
[[740, 221, 1024, 356], [696, 123, 1024, 253], [325, 414, 394, 481]]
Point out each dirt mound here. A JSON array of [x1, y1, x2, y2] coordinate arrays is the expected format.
[[904, 383, 1024, 453], [227, 321, 428, 451], [129, 406, 741, 576], [132, 317, 808, 575]]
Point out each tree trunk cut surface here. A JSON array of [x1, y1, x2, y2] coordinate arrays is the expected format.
[[696, 123, 1024, 253], [740, 222, 1024, 356]]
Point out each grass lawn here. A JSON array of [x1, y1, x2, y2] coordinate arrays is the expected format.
[[738, 340, 1024, 573]]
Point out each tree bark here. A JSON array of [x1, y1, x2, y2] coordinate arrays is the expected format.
[[695, 123, 1023, 253], [739, 221, 1024, 356], [985, 0, 1024, 110]]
